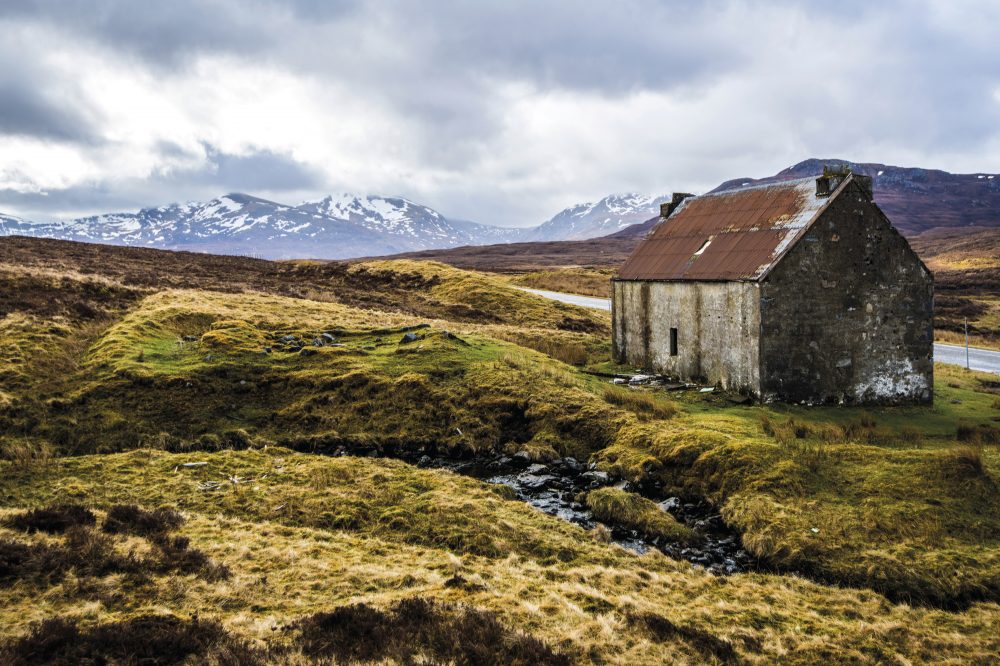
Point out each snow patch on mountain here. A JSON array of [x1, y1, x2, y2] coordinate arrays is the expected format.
[[1, 188, 673, 259], [523, 192, 668, 242]]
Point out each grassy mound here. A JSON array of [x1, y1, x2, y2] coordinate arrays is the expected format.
[[350, 260, 609, 332], [2, 448, 999, 664], [2, 289, 622, 461], [585, 488, 695, 543]]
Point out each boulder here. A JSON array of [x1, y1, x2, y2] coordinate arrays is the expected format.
[[517, 473, 556, 491], [400, 332, 419, 344], [657, 497, 681, 512], [512, 450, 533, 463], [580, 470, 611, 487], [561, 457, 583, 473]]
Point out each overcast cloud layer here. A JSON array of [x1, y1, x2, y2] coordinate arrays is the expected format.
[[1, 0, 999, 226]]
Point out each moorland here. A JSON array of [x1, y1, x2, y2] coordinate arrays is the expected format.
[[0, 235, 998, 664]]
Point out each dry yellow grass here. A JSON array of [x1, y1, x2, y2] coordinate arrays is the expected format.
[[2, 449, 998, 664], [2, 250, 1000, 663]]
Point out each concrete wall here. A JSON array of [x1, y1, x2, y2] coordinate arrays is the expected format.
[[612, 280, 761, 393], [759, 180, 934, 404]]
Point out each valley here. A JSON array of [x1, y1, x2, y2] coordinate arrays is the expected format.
[[1, 237, 999, 663]]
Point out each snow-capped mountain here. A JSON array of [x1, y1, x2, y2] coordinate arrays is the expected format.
[[298, 194, 469, 250], [0, 190, 672, 259], [522, 193, 669, 242], [0, 213, 33, 236], [0, 194, 452, 259]]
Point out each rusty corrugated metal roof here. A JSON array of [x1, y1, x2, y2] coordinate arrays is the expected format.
[[617, 176, 837, 281]]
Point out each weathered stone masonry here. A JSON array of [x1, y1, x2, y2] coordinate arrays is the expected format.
[[612, 169, 933, 404]]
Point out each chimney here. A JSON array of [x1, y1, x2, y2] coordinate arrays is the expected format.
[[660, 192, 694, 219], [815, 164, 851, 197]]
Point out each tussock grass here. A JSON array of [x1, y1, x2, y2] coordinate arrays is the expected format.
[[957, 423, 1000, 445], [0, 615, 263, 666], [585, 488, 694, 543], [294, 597, 569, 665], [3, 504, 95, 534], [603, 385, 677, 420], [491, 329, 591, 365], [0, 503, 228, 588], [352, 260, 610, 332], [0, 439, 53, 471], [509, 267, 614, 298], [944, 445, 985, 477], [626, 611, 737, 663], [102, 505, 183, 537]]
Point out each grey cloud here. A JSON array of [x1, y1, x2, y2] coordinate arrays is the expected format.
[[184, 145, 325, 191], [0, 39, 102, 143], [0, 0, 279, 65], [0, 145, 325, 220], [0, 82, 94, 142], [1, 0, 999, 227]]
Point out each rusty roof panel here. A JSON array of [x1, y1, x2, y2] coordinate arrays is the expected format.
[[618, 177, 833, 281]]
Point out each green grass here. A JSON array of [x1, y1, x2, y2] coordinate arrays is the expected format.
[[2, 258, 1000, 662], [594, 367, 1000, 608], [585, 487, 695, 543], [4, 285, 1000, 608]]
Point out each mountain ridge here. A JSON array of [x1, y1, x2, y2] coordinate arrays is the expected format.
[[0, 190, 669, 259], [3, 158, 997, 259], [610, 158, 1000, 240]]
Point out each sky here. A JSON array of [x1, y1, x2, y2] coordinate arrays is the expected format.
[[1, 0, 999, 227]]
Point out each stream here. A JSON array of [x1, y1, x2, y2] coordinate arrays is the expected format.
[[325, 445, 760, 575]]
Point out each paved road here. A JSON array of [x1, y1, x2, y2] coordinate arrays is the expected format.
[[517, 287, 612, 311], [518, 287, 1000, 374], [934, 343, 1000, 374]]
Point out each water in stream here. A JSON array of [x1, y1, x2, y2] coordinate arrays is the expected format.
[[391, 450, 760, 575]]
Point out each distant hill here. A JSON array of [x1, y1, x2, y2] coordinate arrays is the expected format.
[[611, 159, 1000, 240], [3, 159, 995, 260]]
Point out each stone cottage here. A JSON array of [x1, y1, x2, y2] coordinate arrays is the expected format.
[[612, 167, 934, 404]]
